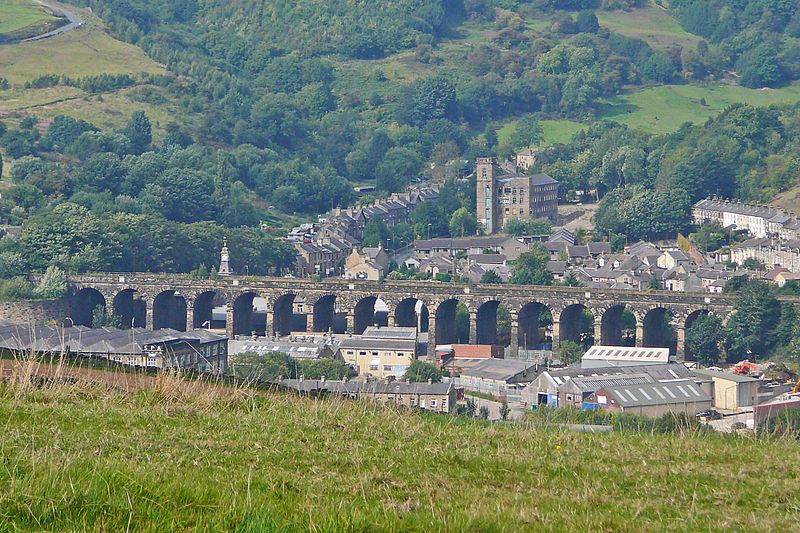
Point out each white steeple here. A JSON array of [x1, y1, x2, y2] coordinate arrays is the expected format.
[[219, 238, 232, 276]]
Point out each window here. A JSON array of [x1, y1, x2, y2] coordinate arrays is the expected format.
[[359, 351, 367, 355], [431, 399, 437, 407], [383, 365, 392, 371], [347, 350, 354, 355], [372, 351, 378, 356], [397, 352, 404, 357], [369, 364, 379, 371]]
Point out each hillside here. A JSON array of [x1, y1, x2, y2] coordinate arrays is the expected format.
[[1, 373, 799, 530], [2, 1, 800, 279]]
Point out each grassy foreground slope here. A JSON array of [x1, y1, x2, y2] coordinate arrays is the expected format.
[[0, 381, 799, 531]]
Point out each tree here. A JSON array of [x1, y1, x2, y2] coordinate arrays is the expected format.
[[155, 169, 216, 223], [230, 351, 296, 382], [404, 359, 442, 383], [0, 252, 25, 279], [686, 313, 725, 366], [510, 243, 553, 285], [412, 201, 448, 239], [478, 405, 490, 419], [124, 111, 152, 154], [725, 280, 781, 361], [576, 10, 599, 33], [742, 257, 765, 271], [691, 222, 726, 252], [484, 128, 498, 149], [561, 272, 583, 287], [642, 52, 676, 83], [558, 340, 584, 365], [92, 304, 121, 328], [297, 358, 356, 380], [509, 115, 543, 150], [271, 185, 301, 212], [400, 75, 457, 125], [646, 278, 662, 291], [376, 147, 423, 191], [480, 270, 503, 284], [504, 217, 552, 236], [34, 265, 69, 299], [361, 219, 389, 247], [464, 398, 477, 417], [499, 401, 511, 421], [449, 207, 477, 237]]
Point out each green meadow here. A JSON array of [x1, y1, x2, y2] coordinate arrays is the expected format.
[[0, 0, 57, 34], [0, 372, 798, 531], [599, 83, 800, 134]]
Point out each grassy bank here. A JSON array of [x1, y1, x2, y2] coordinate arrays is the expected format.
[[596, 1, 700, 51], [599, 83, 800, 134], [0, 0, 57, 35], [0, 9, 165, 86], [0, 370, 799, 530]]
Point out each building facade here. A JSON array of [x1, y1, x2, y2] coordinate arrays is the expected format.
[[476, 157, 558, 234], [693, 197, 800, 239]]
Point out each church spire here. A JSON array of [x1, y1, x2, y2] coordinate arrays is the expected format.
[[219, 239, 232, 276]]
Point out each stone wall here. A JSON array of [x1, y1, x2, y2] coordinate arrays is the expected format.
[[0, 298, 70, 326]]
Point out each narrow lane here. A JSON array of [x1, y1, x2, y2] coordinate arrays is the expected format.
[[22, 1, 84, 42]]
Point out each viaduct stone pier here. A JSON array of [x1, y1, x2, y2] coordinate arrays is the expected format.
[[60, 273, 744, 361]]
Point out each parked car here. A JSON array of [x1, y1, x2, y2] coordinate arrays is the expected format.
[[697, 409, 722, 421]]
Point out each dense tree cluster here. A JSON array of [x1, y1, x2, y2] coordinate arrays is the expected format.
[[533, 103, 800, 238], [685, 279, 800, 366], [670, 0, 800, 87]]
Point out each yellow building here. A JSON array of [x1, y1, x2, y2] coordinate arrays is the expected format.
[[344, 246, 389, 281], [337, 338, 417, 379], [692, 369, 760, 410]]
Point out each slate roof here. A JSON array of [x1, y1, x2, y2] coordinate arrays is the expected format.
[[337, 338, 417, 351], [567, 373, 654, 393], [460, 359, 541, 382], [694, 198, 778, 219], [0, 324, 225, 355], [542, 363, 692, 387], [361, 327, 418, 341], [279, 379, 453, 396]]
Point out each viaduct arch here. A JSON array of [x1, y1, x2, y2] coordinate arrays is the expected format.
[[59, 273, 746, 361]]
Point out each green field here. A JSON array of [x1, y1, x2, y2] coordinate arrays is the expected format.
[[0, 0, 57, 34], [1, 374, 799, 530], [0, 5, 165, 85], [599, 83, 800, 134], [0, 84, 195, 140], [497, 117, 588, 148], [596, 1, 700, 51]]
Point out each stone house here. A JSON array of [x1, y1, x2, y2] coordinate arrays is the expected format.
[[344, 246, 389, 281]]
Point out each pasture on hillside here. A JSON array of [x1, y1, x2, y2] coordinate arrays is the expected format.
[[497, 117, 588, 149], [0, 370, 799, 531], [596, 0, 701, 51], [0, 0, 57, 34], [599, 83, 800, 134], [0, 11, 165, 85]]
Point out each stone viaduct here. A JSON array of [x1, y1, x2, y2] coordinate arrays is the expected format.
[[63, 273, 741, 361]]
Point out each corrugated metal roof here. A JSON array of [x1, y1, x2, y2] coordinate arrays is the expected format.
[[602, 381, 710, 407]]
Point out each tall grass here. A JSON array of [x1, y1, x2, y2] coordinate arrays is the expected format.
[[1, 360, 800, 530]]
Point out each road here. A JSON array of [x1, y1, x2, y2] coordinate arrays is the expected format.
[[466, 394, 526, 421], [22, 1, 84, 42], [708, 411, 754, 432]]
